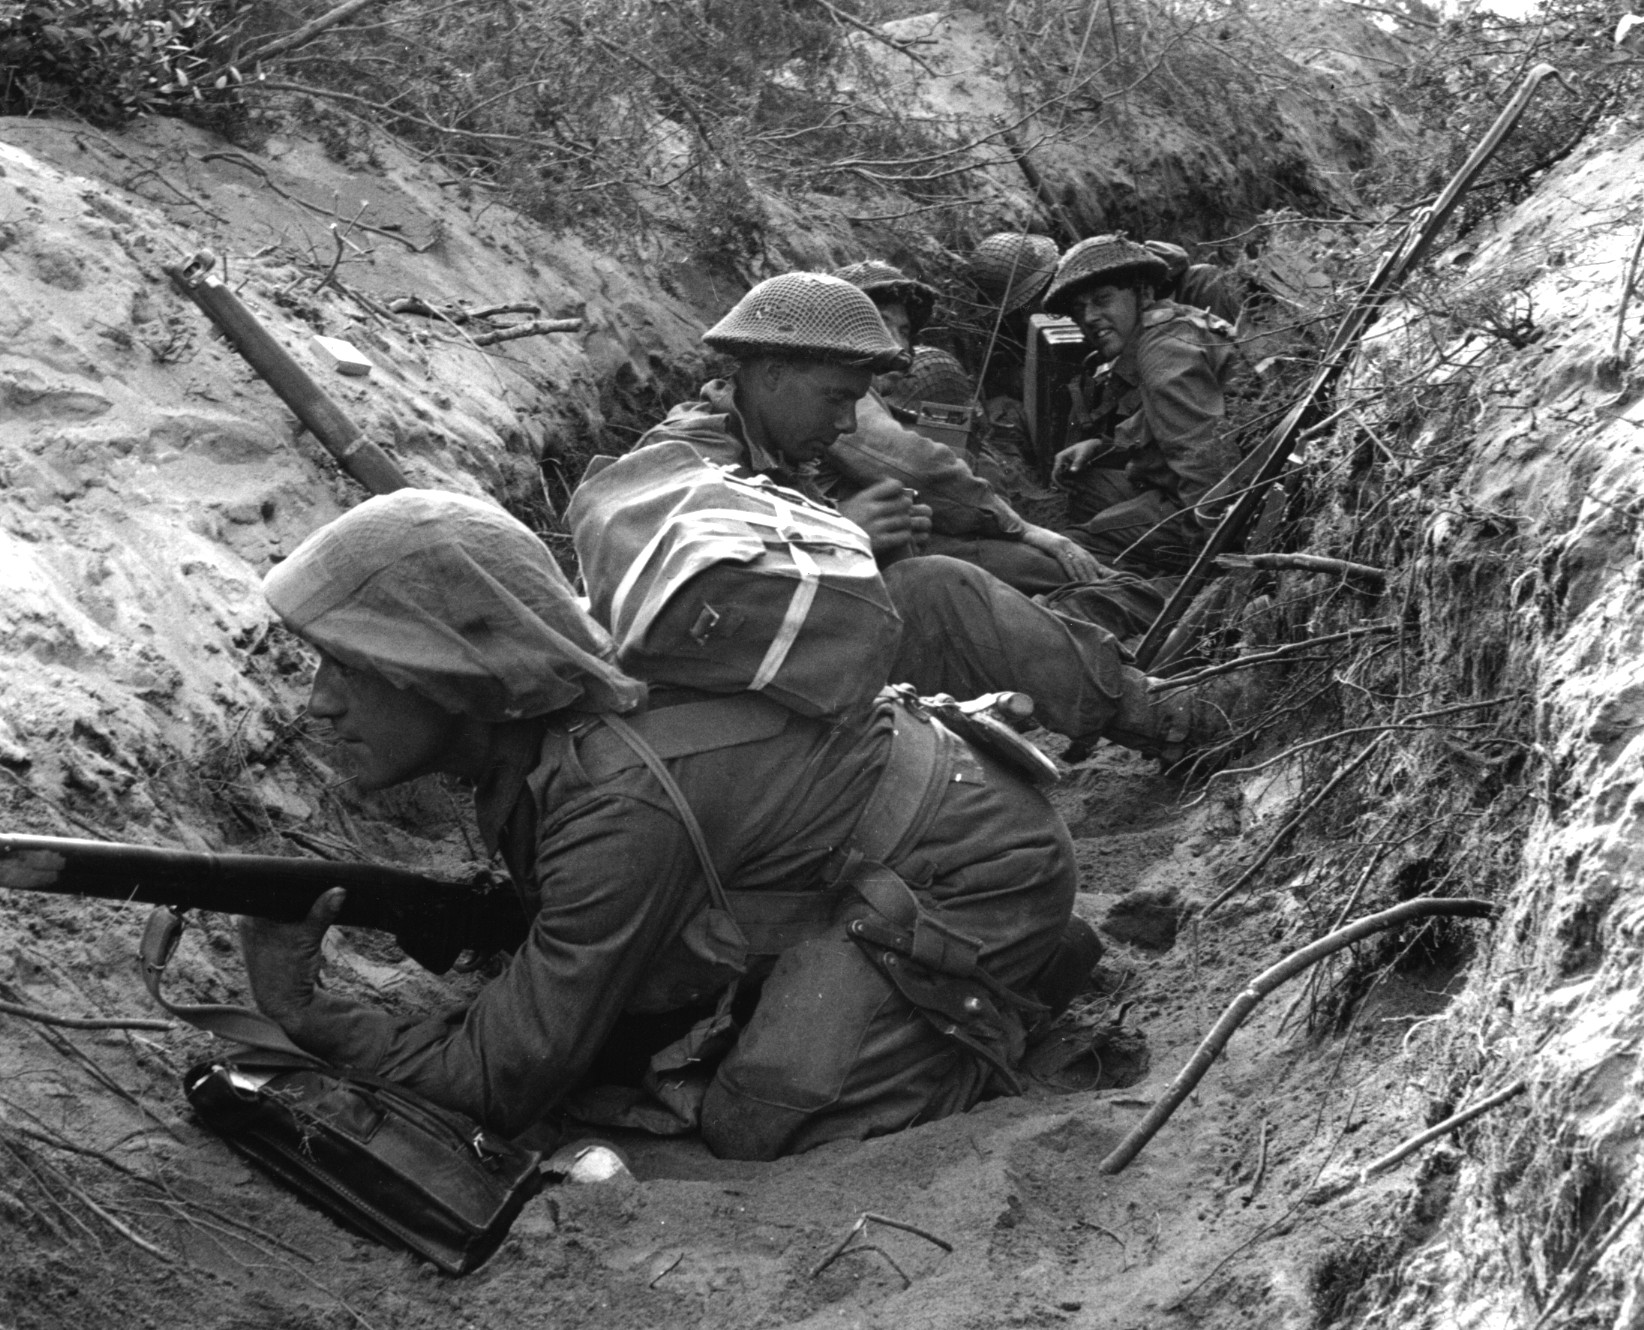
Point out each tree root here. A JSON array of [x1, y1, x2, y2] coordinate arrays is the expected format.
[[1098, 897, 1497, 1174]]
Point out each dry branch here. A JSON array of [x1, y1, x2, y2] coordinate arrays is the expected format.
[[470, 319, 585, 347], [1151, 623, 1397, 689], [0, 1000, 173, 1033], [235, 0, 384, 70], [809, 0, 938, 76], [1215, 552, 1387, 588], [1361, 1080, 1527, 1180], [1098, 897, 1497, 1174], [1202, 736, 1390, 918]]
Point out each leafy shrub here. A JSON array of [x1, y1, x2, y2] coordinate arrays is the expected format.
[[0, 0, 245, 125]]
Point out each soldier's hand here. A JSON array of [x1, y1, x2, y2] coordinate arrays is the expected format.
[[1022, 525, 1105, 582], [840, 478, 927, 556], [1051, 438, 1112, 483], [239, 886, 346, 1031]]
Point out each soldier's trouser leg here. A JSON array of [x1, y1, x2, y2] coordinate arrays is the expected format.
[[1067, 491, 1199, 576], [920, 534, 1070, 596], [701, 754, 1075, 1161], [883, 555, 1130, 741]]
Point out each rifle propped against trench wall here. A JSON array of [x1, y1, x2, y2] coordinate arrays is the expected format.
[[1134, 62, 1566, 672], [0, 834, 525, 974]]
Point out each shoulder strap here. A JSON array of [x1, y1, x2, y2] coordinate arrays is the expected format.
[[576, 695, 792, 783], [140, 905, 321, 1061], [599, 714, 735, 917]]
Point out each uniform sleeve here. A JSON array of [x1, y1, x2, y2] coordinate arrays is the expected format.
[[1132, 328, 1241, 525], [826, 391, 1027, 539], [287, 794, 704, 1135]]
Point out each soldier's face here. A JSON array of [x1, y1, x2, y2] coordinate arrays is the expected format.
[[741, 360, 875, 465], [308, 653, 465, 790], [877, 301, 913, 351], [1073, 285, 1141, 362]]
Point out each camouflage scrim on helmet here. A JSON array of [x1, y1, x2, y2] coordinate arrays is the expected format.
[[969, 233, 1059, 315], [1043, 235, 1171, 315], [703, 273, 912, 373], [892, 346, 974, 409], [831, 260, 939, 339]]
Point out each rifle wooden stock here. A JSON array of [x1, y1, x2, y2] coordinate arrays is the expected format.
[[0, 835, 524, 974]]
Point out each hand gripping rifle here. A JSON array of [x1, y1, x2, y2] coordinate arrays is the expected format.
[[1133, 63, 1565, 672], [0, 835, 526, 974]]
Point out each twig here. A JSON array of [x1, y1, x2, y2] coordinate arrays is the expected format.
[[198, 150, 431, 252], [1208, 696, 1525, 783], [810, 1211, 952, 1279], [387, 298, 543, 323], [830, 1244, 911, 1287], [1242, 1119, 1271, 1204], [1215, 552, 1387, 588], [1151, 623, 1397, 689], [808, 0, 938, 76], [1530, 1191, 1644, 1330], [1361, 1081, 1527, 1180], [470, 319, 584, 347], [1609, 219, 1644, 365], [1201, 735, 1390, 918], [225, 0, 384, 73], [1098, 898, 1496, 1174], [0, 1000, 174, 1033]]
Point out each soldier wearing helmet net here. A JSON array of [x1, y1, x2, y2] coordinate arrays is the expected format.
[[823, 259, 1105, 594], [1046, 235, 1244, 577], [629, 271, 1242, 763], [240, 489, 1085, 1161]]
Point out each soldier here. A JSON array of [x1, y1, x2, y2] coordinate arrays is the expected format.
[[632, 271, 1238, 759], [238, 490, 1080, 1160], [826, 258, 1103, 592], [1047, 236, 1243, 577], [1143, 240, 1245, 327]]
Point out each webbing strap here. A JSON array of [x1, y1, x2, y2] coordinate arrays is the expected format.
[[750, 541, 819, 692], [600, 714, 736, 919], [139, 905, 320, 1060], [575, 695, 790, 782]]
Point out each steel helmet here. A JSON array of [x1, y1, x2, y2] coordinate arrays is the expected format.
[[895, 346, 974, 407], [1042, 235, 1171, 316], [702, 272, 911, 372], [1142, 240, 1191, 283], [969, 233, 1060, 314], [831, 259, 940, 339]]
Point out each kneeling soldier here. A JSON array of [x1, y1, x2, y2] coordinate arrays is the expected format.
[[240, 491, 1079, 1160]]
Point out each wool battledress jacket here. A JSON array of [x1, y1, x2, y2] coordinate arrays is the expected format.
[[1093, 298, 1241, 524], [282, 695, 1074, 1142]]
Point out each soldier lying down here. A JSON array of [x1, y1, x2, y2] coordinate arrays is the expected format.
[[238, 489, 1082, 1160]]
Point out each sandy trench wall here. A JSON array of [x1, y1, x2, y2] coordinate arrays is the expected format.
[[0, 117, 711, 845], [1350, 120, 1644, 1327]]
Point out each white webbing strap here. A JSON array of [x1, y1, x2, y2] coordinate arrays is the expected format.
[[750, 542, 819, 692]]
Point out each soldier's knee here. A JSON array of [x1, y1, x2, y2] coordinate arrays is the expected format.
[[699, 1079, 807, 1161], [882, 554, 989, 618]]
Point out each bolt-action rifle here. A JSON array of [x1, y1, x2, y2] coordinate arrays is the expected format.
[[0, 835, 525, 974], [1134, 63, 1565, 672]]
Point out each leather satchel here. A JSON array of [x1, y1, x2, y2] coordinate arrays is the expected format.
[[142, 906, 543, 1275]]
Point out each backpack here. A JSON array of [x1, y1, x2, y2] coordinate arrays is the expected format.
[[567, 440, 902, 718]]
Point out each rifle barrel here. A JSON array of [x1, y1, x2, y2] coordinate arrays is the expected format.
[[0, 835, 523, 972]]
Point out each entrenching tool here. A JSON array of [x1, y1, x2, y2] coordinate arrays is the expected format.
[[1134, 63, 1566, 673]]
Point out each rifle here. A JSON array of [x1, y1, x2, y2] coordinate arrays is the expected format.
[[1133, 62, 1565, 672], [0, 835, 525, 974]]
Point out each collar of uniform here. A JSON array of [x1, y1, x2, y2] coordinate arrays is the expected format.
[[472, 715, 552, 857], [705, 375, 819, 486], [1108, 298, 1176, 384]]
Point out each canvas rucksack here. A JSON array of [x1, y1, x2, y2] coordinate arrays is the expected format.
[[567, 440, 902, 718]]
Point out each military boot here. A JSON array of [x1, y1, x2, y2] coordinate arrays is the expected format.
[[1085, 667, 1250, 767]]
